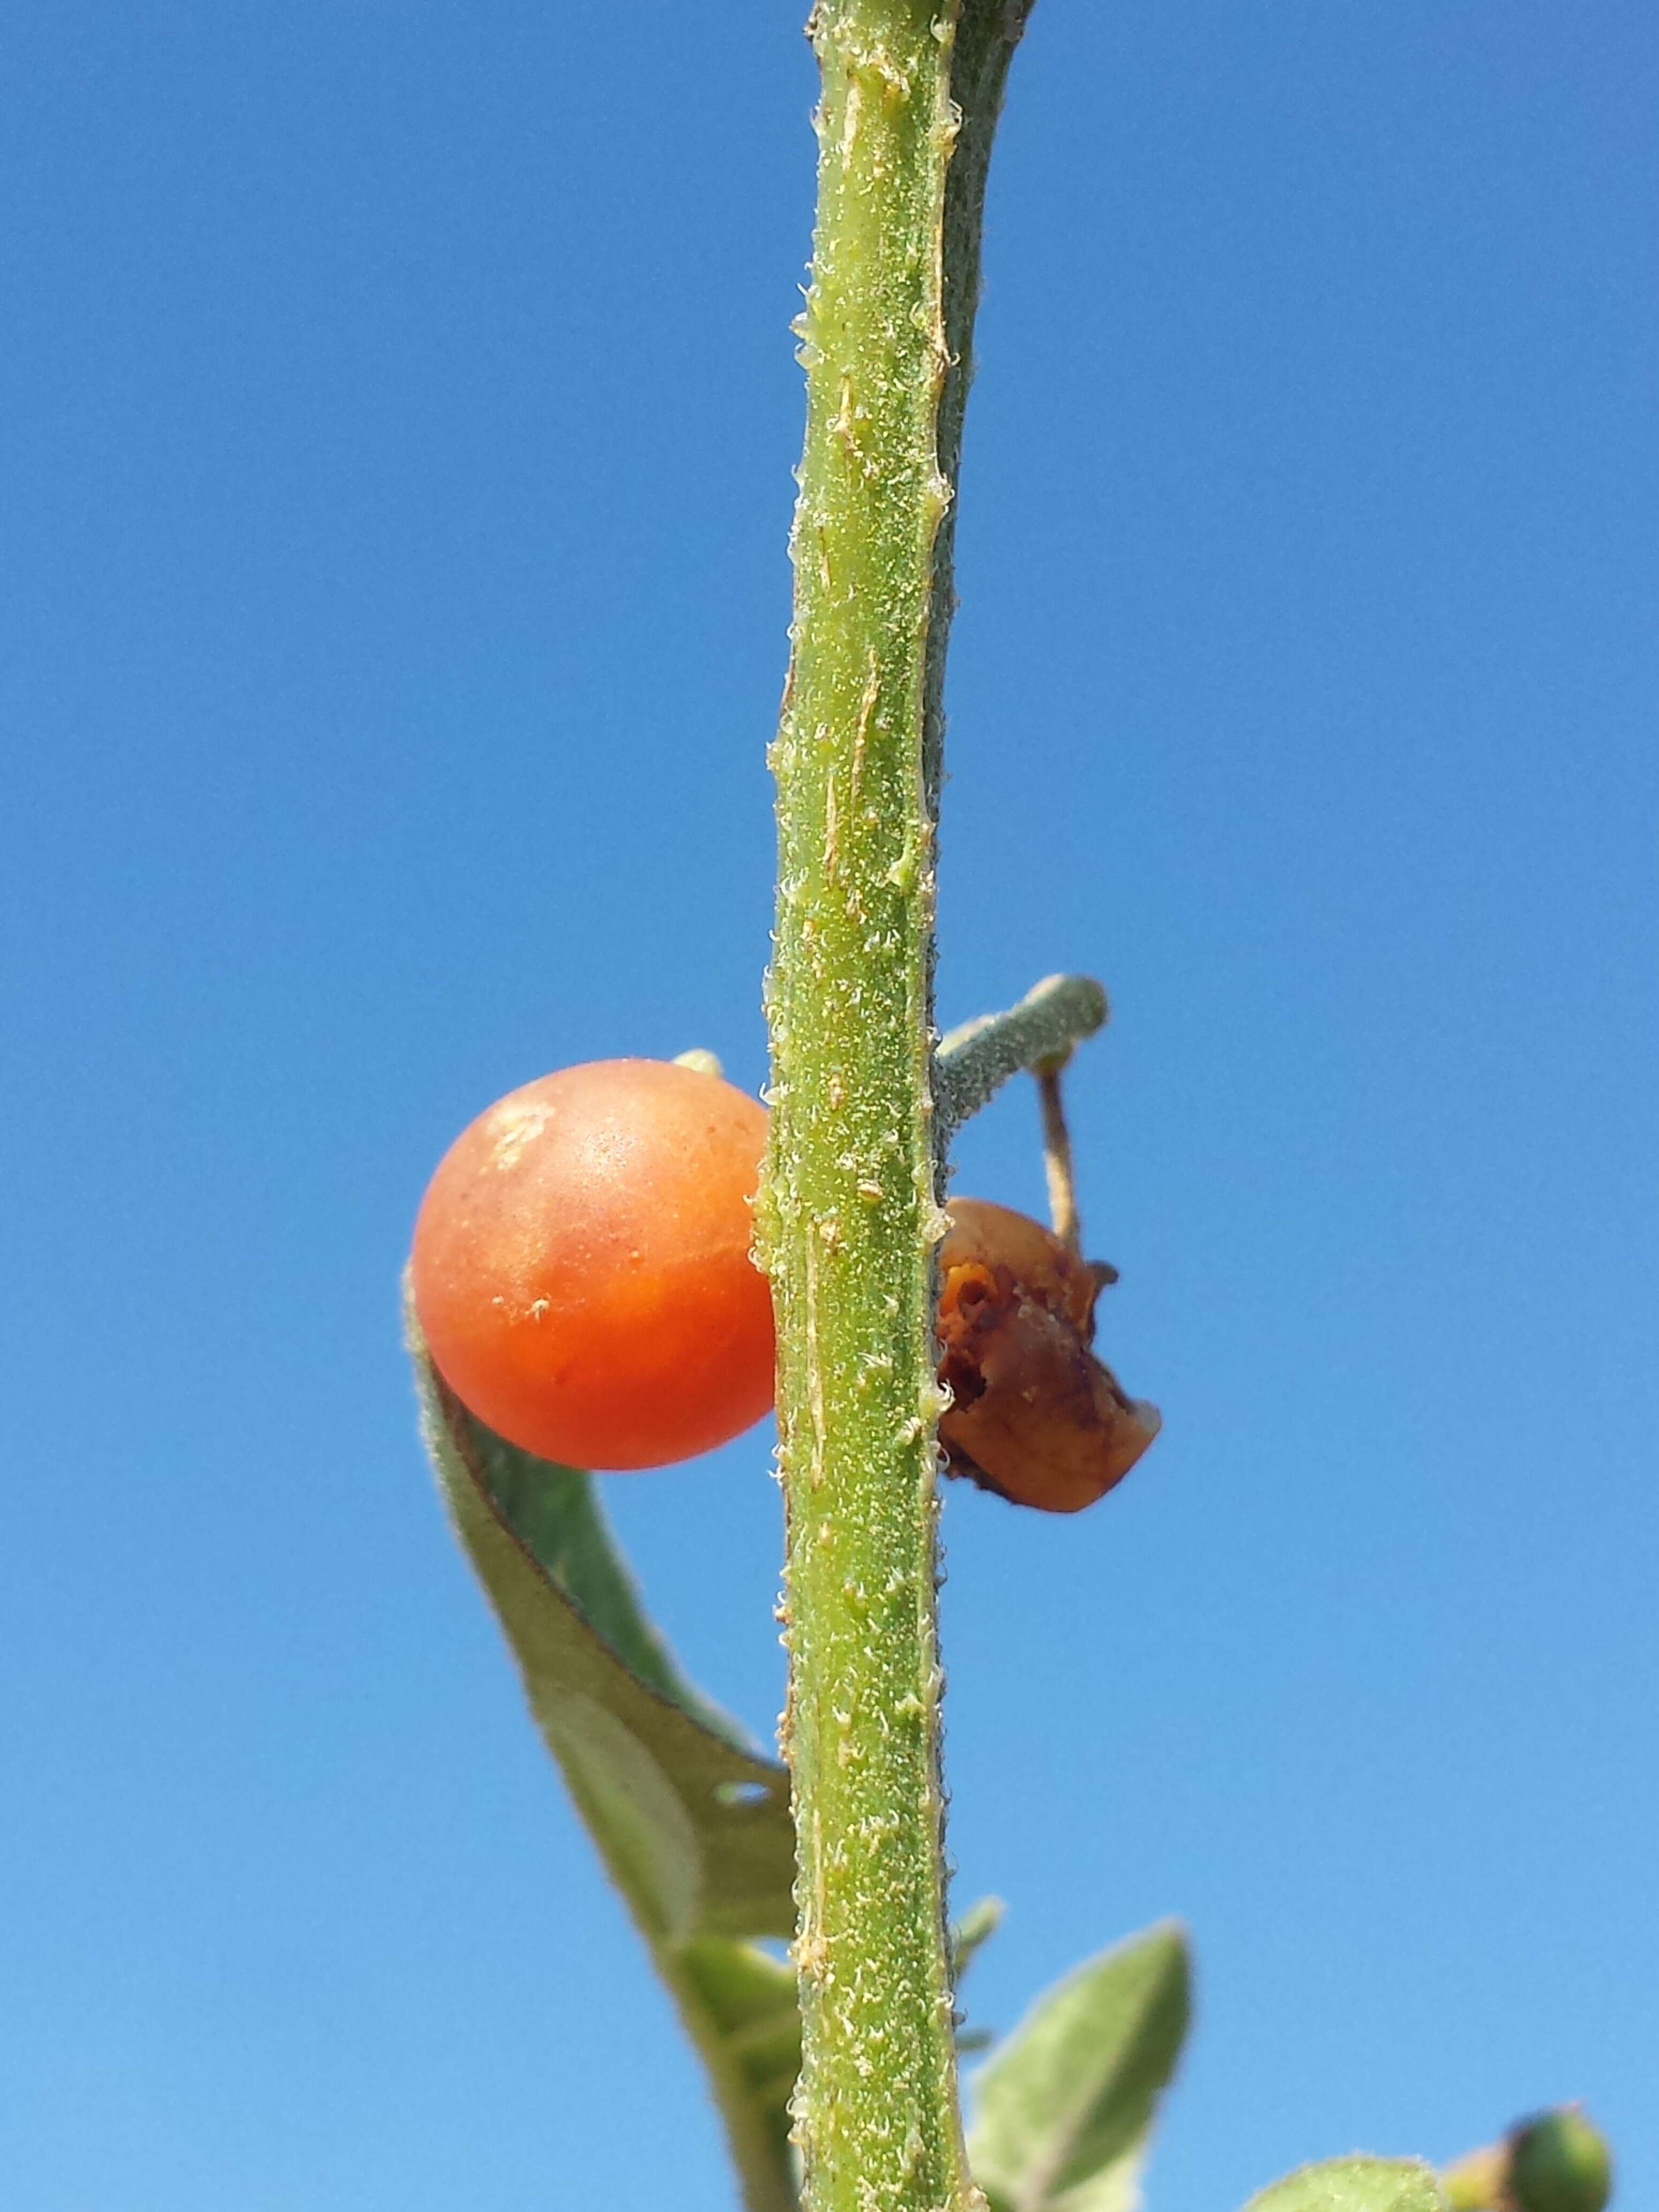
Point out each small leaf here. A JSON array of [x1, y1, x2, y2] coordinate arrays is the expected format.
[[967, 1920, 1190, 2212], [1243, 2157, 1446, 2212], [952, 1896, 1006, 2054], [953, 1895, 1005, 1984], [410, 1314, 796, 1945]]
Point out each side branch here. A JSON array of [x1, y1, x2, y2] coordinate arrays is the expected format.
[[935, 973, 1108, 1132]]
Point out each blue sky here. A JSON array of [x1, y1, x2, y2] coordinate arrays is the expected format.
[[2, 3, 1654, 2208]]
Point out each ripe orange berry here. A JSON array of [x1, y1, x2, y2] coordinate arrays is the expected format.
[[936, 1195, 1161, 1514], [411, 1058, 775, 1470]]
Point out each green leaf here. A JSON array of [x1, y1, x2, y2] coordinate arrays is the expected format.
[[952, 1895, 1005, 1985], [677, 1937, 803, 2181], [446, 1370, 759, 1755], [1244, 2157, 1446, 2212], [967, 1920, 1191, 2212], [411, 1322, 794, 1945], [409, 1308, 802, 2211], [952, 1896, 1005, 2054]]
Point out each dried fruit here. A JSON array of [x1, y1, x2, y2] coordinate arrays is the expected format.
[[936, 1195, 1160, 1514]]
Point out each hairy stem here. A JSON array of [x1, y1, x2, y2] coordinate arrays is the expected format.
[[760, 4, 1033, 2208], [935, 972, 1107, 1131]]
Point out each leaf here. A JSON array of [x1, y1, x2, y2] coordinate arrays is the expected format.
[[678, 1937, 802, 2180], [409, 1310, 803, 2211], [1243, 2157, 1447, 2212], [410, 1318, 795, 1942], [952, 1896, 1006, 2053], [953, 1895, 1006, 1984], [968, 1920, 1190, 2212], [449, 1373, 759, 1755]]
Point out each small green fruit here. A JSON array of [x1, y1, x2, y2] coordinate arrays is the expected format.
[[1507, 2110, 1612, 2212]]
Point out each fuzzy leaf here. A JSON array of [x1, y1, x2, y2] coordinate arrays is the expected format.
[[1243, 2158, 1446, 2212], [953, 1895, 1005, 1984], [968, 1920, 1190, 2212], [411, 1317, 803, 2210], [678, 1935, 802, 2181], [410, 1321, 795, 1945]]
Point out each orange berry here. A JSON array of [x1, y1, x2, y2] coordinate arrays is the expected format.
[[412, 1058, 775, 1470]]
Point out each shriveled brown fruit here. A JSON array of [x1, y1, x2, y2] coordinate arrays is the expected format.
[[936, 1196, 1161, 1514]]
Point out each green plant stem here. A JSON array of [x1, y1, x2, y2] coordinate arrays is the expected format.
[[761, 4, 1032, 2209]]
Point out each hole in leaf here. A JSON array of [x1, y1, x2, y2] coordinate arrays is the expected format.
[[713, 1778, 773, 1809]]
